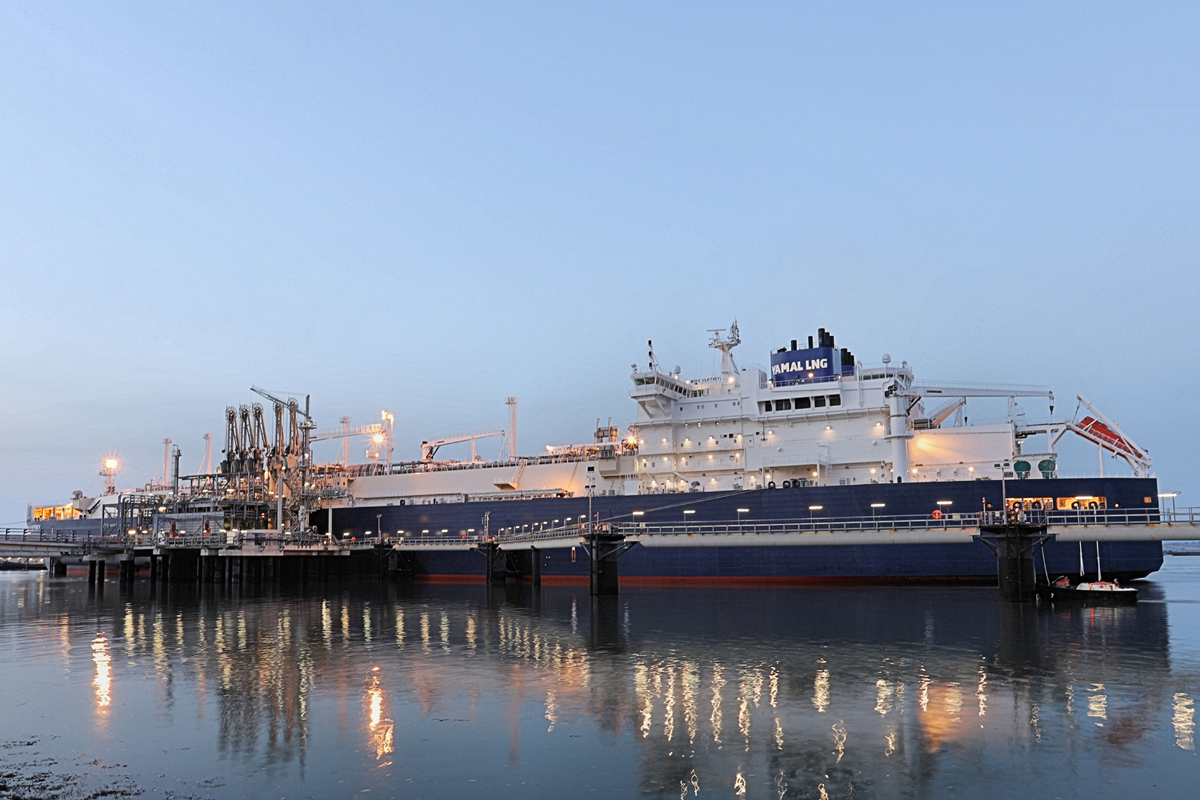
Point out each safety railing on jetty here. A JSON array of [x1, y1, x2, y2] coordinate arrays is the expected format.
[[11, 507, 1198, 554], [3, 528, 105, 543], [1, 528, 390, 552], [490, 507, 1200, 544], [611, 507, 1199, 537], [394, 534, 488, 547]]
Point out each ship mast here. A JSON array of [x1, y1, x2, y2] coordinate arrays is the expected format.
[[708, 320, 741, 393]]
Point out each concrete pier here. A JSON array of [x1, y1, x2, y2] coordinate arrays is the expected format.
[[977, 522, 1049, 602], [118, 555, 135, 584], [589, 533, 623, 596], [487, 543, 507, 585]]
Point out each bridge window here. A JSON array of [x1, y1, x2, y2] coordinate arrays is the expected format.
[[813, 396, 826, 408], [761, 401, 772, 412], [828, 395, 841, 406], [776, 399, 791, 411], [795, 397, 811, 409]]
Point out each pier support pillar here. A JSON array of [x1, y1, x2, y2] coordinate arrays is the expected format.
[[119, 555, 135, 583], [87, 559, 98, 584], [46, 557, 67, 577], [589, 533, 623, 596], [977, 523, 1047, 603], [530, 547, 541, 587], [487, 543, 507, 584], [94, 559, 106, 584], [149, 554, 158, 584], [168, 550, 198, 583]]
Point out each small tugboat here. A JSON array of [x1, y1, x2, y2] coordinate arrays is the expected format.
[[1037, 541, 1138, 604]]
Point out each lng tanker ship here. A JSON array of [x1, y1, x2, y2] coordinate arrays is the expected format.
[[31, 324, 1164, 582], [326, 324, 1163, 583]]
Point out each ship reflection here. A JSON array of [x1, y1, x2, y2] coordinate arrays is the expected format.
[[14, 576, 1191, 797]]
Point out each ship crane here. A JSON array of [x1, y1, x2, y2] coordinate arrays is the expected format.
[[311, 411, 394, 467], [421, 429, 503, 463], [912, 397, 967, 430]]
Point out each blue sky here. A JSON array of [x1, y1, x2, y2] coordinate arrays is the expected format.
[[2, 2, 1197, 523]]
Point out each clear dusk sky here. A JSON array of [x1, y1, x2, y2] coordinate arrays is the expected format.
[[2, 2, 1197, 524]]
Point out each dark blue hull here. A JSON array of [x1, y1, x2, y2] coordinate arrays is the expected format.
[[326, 477, 1163, 583]]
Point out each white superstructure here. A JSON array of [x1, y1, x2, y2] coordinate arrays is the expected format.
[[336, 323, 1152, 508]]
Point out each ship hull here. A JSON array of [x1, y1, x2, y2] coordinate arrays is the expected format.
[[328, 477, 1164, 583]]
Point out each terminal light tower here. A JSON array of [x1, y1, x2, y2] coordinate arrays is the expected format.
[[101, 458, 118, 495]]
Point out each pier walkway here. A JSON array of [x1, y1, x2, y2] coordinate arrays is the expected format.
[[6, 507, 1198, 595]]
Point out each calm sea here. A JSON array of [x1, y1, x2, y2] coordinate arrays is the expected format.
[[1, 559, 1197, 799]]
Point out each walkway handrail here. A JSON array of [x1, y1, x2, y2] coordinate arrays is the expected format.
[[492, 507, 1200, 542], [11, 506, 1198, 552]]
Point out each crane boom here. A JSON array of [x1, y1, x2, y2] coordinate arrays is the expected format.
[[420, 429, 504, 462]]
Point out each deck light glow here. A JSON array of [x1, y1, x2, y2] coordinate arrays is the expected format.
[[936, 500, 953, 506], [684, 509, 696, 515], [104, 458, 118, 470], [632, 511, 644, 516], [737, 508, 750, 513], [871, 503, 886, 508], [809, 505, 823, 511]]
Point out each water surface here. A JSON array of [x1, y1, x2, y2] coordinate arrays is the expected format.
[[1, 560, 1198, 799]]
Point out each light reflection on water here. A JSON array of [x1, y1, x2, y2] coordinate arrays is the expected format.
[[90, 632, 111, 712], [0, 561, 1198, 798]]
